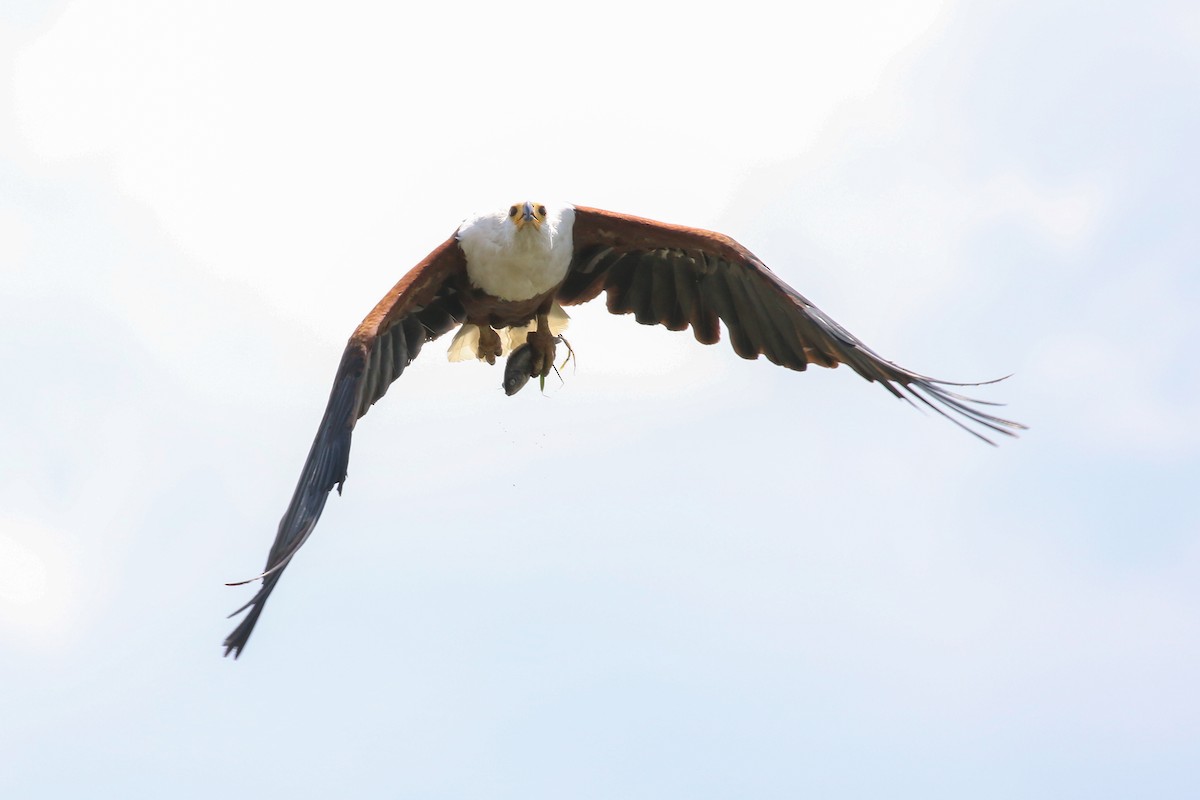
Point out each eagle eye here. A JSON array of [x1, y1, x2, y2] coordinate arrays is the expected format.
[[509, 205, 518, 217], [537, 205, 547, 217]]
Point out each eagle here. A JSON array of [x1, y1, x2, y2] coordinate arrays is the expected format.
[[223, 201, 1024, 657]]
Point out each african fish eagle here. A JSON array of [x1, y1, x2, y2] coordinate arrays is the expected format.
[[223, 201, 1024, 657]]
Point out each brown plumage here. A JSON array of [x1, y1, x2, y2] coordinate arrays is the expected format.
[[223, 203, 1024, 658]]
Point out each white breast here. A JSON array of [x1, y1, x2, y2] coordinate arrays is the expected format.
[[456, 204, 576, 301]]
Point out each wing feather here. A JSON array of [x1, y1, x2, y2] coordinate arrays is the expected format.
[[602, 253, 639, 316], [668, 252, 697, 332], [564, 206, 1025, 443], [630, 252, 660, 326], [654, 251, 687, 331], [224, 234, 466, 658]]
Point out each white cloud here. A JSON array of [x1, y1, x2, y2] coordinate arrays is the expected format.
[[0, 204, 33, 273], [976, 172, 1109, 253], [1030, 258, 1199, 456], [13, 0, 950, 335], [0, 529, 48, 606], [0, 518, 81, 646]]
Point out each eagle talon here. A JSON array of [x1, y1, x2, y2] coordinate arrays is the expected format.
[[526, 328, 557, 379], [476, 326, 502, 365], [503, 332, 566, 396]]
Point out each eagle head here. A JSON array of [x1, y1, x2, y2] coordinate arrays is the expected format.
[[508, 201, 548, 231]]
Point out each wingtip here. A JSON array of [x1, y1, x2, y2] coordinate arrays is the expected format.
[[222, 626, 246, 659], [222, 603, 261, 659], [899, 376, 1026, 445]]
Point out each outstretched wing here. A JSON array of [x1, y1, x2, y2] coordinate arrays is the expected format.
[[559, 206, 1024, 442], [224, 234, 467, 658]]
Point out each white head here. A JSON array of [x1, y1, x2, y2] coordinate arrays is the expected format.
[[457, 200, 572, 245]]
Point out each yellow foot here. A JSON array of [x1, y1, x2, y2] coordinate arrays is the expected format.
[[476, 326, 502, 365], [526, 328, 557, 378]]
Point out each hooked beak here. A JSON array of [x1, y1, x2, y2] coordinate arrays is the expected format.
[[512, 201, 543, 231]]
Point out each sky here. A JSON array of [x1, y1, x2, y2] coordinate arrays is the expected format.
[[1, 1, 1197, 797]]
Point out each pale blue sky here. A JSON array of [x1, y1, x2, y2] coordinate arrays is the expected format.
[[2, 1, 1197, 798]]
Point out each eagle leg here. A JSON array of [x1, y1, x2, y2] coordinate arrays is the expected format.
[[526, 314, 558, 378], [476, 325, 502, 365]]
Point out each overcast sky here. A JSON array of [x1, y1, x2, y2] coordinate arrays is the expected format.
[[2, 1, 1198, 798]]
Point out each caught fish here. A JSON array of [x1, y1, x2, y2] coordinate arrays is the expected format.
[[503, 343, 534, 396]]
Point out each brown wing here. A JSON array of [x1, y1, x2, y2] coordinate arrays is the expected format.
[[223, 234, 467, 658], [558, 206, 1024, 443]]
